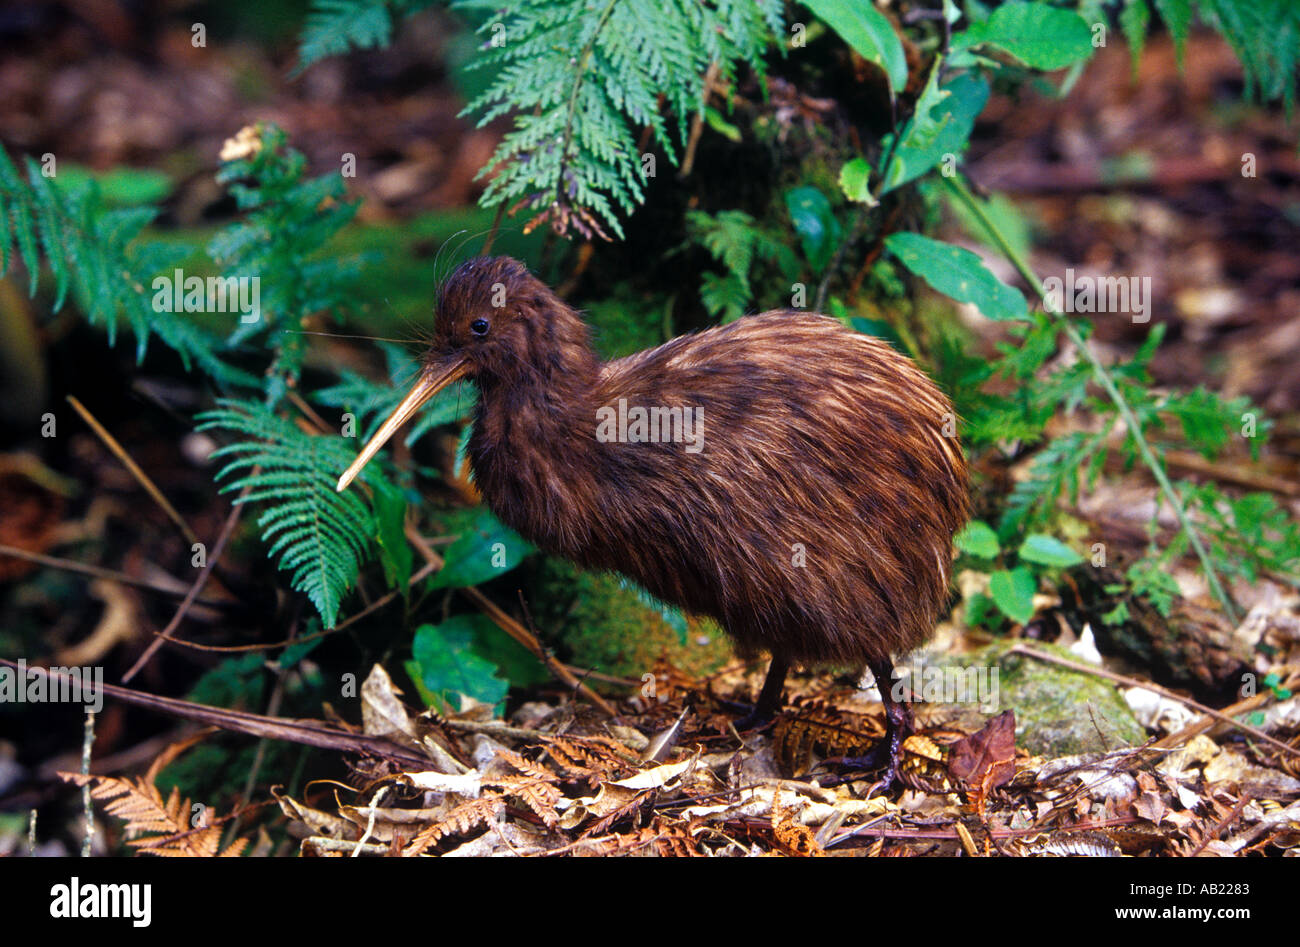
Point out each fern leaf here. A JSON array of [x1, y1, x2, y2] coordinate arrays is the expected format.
[[297, 0, 435, 72], [197, 398, 384, 627], [0, 144, 256, 386], [456, 0, 782, 238]]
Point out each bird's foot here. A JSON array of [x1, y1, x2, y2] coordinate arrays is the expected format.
[[820, 741, 903, 793], [730, 704, 778, 732]]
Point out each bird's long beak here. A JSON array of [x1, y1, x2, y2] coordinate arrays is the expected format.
[[335, 356, 469, 492]]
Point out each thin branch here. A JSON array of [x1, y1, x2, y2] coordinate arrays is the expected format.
[[1005, 643, 1296, 760], [121, 478, 253, 682], [0, 543, 238, 609], [66, 395, 199, 548]]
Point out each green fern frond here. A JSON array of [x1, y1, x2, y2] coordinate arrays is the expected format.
[[197, 399, 383, 627], [210, 125, 361, 390], [685, 208, 799, 321], [313, 341, 476, 444], [296, 0, 436, 72], [455, 0, 782, 238], [0, 147, 255, 386], [1121, 0, 1298, 112]]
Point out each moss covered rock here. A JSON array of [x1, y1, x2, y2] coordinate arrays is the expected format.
[[928, 640, 1148, 757], [524, 557, 733, 682]]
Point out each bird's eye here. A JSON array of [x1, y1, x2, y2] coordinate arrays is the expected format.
[[470, 318, 490, 337]]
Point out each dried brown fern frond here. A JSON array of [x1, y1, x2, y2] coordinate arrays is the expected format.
[[493, 748, 557, 781], [772, 697, 880, 776], [542, 735, 635, 781], [59, 731, 250, 857], [402, 795, 506, 856], [770, 791, 825, 857]]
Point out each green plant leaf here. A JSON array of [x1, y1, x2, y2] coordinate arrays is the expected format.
[[880, 72, 990, 193], [884, 232, 1029, 321], [429, 507, 534, 589], [411, 616, 510, 712], [1018, 534, 1084, 568], [952, 1, 1094, 71], [804, 0, 908, 94], [989, 566, 1037, 624], [372, 479, 412, 594], [198, 399, 382, 628], [838, 157, 876, 205], [955, 520, 1001, 558], [785, 186, 841, 273]]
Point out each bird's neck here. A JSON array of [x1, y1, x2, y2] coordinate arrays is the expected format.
[[467, 315, 602, 553]]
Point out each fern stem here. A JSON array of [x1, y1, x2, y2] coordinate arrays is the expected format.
[[556, 0, 621, 208], [942, 174, 1240, 625]]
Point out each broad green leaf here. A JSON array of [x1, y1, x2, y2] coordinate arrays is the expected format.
[[1018, 534, 1084, 568], [372, 479, 413, 593], [785, 186, 841, 274], [989, 567, 1037, 624], [412, 616, 509, 712], [804, 0, 908, 94], [881, 73, 990, 193], [952, 1, 1094, 71], [955, 520, 1001, 558], [429, 506, 534, 589], [884, 232, 1029, 321], [838, 157, 876, 205]]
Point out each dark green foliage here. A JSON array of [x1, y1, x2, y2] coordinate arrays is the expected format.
[[0, 147, 253, 385], [211, 125, 361, 396], [409, 616, 511, 711], [296, 0, 436, 72], [684, 209, 798, 322]]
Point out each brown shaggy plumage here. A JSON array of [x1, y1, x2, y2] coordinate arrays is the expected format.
[[433, 256, 969, 673]]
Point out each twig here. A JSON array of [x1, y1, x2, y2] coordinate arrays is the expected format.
[[80, 709, 95, 856], [121, 479, 253, 682], [287, 391, 333, 435], [943, 174, 1240, 624], [0, 544, 237, 609], [1187, 792, 1250, 857], [480, 200, 508, 257], [680, 61, 720, 178], [66, 395, 200, 548], [225, 611, 297, 850], [1005, 643, 1298, 760], [0, 659, 436, 771]]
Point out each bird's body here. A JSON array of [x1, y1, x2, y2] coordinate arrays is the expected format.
[[339, 256, 970, 784], [470, 309, 967, 669]]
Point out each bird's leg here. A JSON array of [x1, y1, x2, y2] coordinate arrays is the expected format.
[[824, 656, 914, 789], [731, 654, 789, 731]]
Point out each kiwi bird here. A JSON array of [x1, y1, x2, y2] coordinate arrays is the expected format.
[[337, 256, 969, 785]]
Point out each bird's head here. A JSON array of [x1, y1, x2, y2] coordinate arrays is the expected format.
[[336, 255, 592, 492]]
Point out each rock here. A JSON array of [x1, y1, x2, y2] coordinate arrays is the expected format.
[[916, 640, 1148, 757]]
